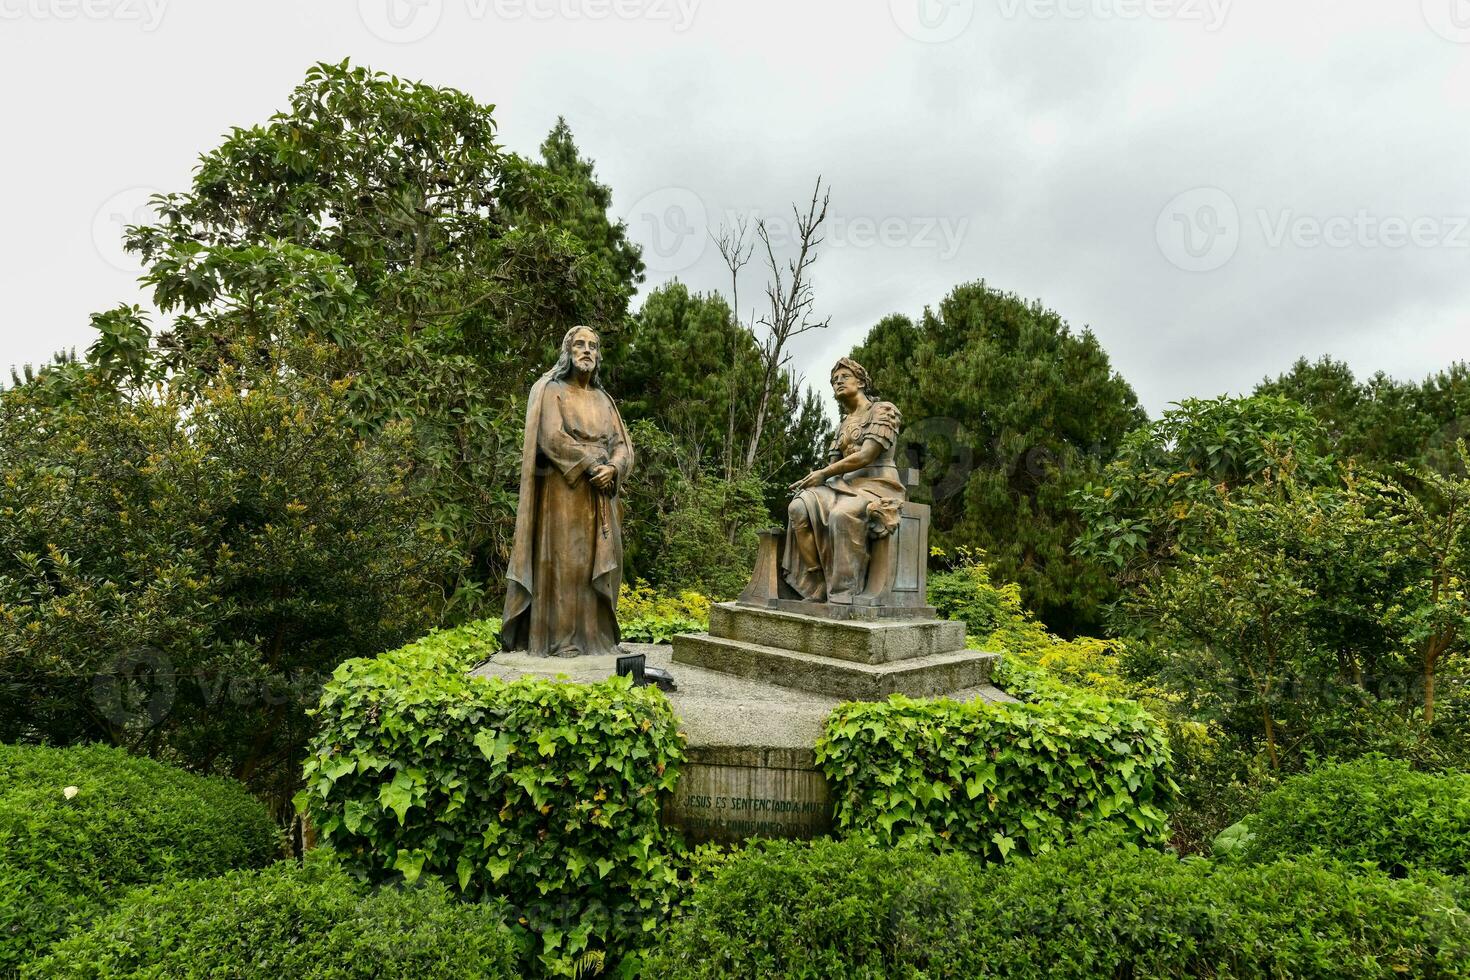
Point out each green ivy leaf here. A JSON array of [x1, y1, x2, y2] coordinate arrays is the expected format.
[[377, 772, 415, 824], [393, 848, 426, 884]]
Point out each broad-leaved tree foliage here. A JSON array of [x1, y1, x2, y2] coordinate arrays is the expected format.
[[1256, 355, 1470, 474], [122, 61, 639, 615], [0, 339, 448, 805], [1073, 393, 1335, 590]]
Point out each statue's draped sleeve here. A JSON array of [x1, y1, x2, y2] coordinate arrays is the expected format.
[[607, 392, 634, 492], [501, 374, 551, 648], [537, 387, 607, 485]]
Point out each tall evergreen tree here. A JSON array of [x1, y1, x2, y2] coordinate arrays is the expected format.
[[1256, 356, 1470, 474], [608, 282, 829, 591], [525, 116, 645, 306], [852, 281, 1144, 634]]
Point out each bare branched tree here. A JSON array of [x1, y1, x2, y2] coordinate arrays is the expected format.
[[741, 177, 831, 476], [713, 216, 755, 480]]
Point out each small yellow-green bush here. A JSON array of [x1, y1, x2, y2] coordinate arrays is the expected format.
[[617, 580, 710, 643]]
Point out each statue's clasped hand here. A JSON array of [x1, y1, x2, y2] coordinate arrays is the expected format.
[[789, 468, 829, 493], [589, 464, 618, 493]]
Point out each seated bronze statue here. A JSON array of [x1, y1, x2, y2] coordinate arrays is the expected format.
[[783, 357, 905, 604]]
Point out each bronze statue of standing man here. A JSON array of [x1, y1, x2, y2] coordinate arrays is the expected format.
[[502, 326, 634, 657]]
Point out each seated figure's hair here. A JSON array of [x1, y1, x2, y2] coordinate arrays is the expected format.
[[831, 356, 874, 397]]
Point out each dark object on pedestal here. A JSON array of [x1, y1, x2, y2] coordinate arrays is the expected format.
[[616, 652, 646, 683], [616, 652, 677, 692]]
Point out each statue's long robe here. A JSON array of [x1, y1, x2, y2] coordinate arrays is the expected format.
[[783, 400, 903, 603], [502, 376, 633, 657]]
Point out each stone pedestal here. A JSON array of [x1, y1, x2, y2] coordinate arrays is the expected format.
[[671, 602, 998, 700], [474, 643, 1011, 846]]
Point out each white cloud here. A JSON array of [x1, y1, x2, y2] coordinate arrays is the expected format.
[[1, 0, 1467, 414]]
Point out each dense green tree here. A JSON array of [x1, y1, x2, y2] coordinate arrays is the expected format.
[[1123, 473, 1382, 770], [608, 283, 829, 591], [527, 116, 645, 301], [1373, 442, 1470, 726], [1121, 456, 1468, 771], [1256, 356, 1470, 473], [124, 61, 638, 616], [0, 339, 447, 805], [610, 283, 758, 464], [1073, 394, 1335, 589], [852, 281, 1145, 635], [610, 282, 828, 485], [1076, 384, 1470, 773]]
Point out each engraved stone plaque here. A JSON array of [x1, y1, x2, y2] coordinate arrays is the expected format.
[[662, 746, 833, 845]]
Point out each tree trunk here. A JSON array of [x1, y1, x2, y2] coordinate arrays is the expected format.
[[1424, 644, 1439, 726], [1262, 703, 1279, 770]]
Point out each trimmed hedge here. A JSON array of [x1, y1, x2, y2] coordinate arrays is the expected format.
[[1225, 757, 1470, 875], [645, 835, 1470, 979], [24, 859, 517, 979], [0, 742, 280, 972], [298, 622, 685, 976], [816, 691, 1174, 860]]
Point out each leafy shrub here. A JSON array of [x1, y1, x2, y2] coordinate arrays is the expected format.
[[1226, 757, 1470, 876], [928, 547, 1019, 638], [646, 834, 1470, 979], [651, 473, 769, 601], [0, 348, 450, 803], [816, 691, 1175, 861], [0, 865, 74, 978], [931, 547, 1172, 708], [997, 651, 1269, 857], [0, 742, 280, 971], [617, 581, 710, 643], [647, 836, 950, 978], [937, 549, 1271, 857], [298, 622, 685, 976], [24, 859, 516, 979]]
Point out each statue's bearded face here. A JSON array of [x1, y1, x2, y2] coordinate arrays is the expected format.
[[569, 329, 600, 374]]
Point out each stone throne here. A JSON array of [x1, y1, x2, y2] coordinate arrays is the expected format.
[[671, 467, 996, 700], [735, 466, 933, 621]]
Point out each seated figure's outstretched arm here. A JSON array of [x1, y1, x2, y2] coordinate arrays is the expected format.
[[789, 438, 883, 492]]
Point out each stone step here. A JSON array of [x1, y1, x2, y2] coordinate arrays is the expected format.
[[709, 602, 967, 665], [671, 633, 1000, 701]]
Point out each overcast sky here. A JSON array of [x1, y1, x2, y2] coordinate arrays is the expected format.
[[2, 0, 1467, 414]]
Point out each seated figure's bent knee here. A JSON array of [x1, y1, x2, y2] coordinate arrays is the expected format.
[[787, 497, 809, 526]]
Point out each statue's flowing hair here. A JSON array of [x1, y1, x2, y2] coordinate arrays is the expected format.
[[548, 325, 604, 388], [831, 356, 875, 398]]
